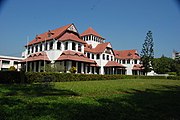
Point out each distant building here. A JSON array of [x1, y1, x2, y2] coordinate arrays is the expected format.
[[172, 50, 180, 60], [21, 23, 144, 75], [0, 55, 23, 71]]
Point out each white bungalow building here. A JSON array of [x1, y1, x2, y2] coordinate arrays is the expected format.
[[22, 23, 143, 75], [0, 55, 23, 71]]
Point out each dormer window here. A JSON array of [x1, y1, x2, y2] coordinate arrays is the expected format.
[[47, 30, 54, 38], [35, 35, 41, 41], [128, 52, 132, 56]]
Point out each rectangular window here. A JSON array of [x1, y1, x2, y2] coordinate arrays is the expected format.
[[40, 44, 42, 51], [127, 59, 130, 64], [87, 53, 90, 58], [2, 60, 10, 65], [134, 60, 137, 64], [65, 42, 68, 50], [31, 46, 34, 53], [49, 42, 53, 50], [122, 60, 125, 64], [78, 44, 81, 52], [96, 54, 100, 59], [111, 56, 113, 61], [45, 43, 48, 50], [35, 45, 38, 52], [14, 61, 18, 65], [92, 54, 94, 59], [28, 47, 30, 54]]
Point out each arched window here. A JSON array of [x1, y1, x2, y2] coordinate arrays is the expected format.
[[122, 60, 126, 64], [57, 41, 61, 50], [111, 56, 113, 61], [78, 43, 81, 52], [72, 42, 76, 50], [65, 42, 68, 50], [103, 54, 105, 60], [107, 55, 109, 60]]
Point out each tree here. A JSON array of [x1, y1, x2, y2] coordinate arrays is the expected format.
[[140, 31, 154, 75], [152, 56, 174, 74]]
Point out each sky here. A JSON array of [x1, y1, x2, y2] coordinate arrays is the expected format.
[[0, 0, 180, 58]]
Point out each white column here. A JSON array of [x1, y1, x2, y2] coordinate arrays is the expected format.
[[75, 43, 78, 51], [84, 64, 87, 74], [76, 62, 78, 73], [81, 44, 84, 53], [62, 42, 65, 51], [42, 43, 45, 51], [69, 41, 72, 50], [47, 42, 50, 50], [94, 67, 96, 74], [54, 40, 57, 50], [90, 66, 92, 74], [81, 63, 84, 74], [34, 62, 36, 72], [100, 66, 104, 75], [38, 61, 41, 72], [67, 61, 72, 72]]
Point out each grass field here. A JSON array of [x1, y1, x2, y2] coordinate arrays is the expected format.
[[0, 79, 180, 120]]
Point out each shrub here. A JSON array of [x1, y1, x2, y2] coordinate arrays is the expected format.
[[69, 66, 77, 73], [8, 66, 16, 71]]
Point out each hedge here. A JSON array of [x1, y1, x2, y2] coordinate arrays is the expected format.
[[0, 71, 26, 84], [25, 72, 167, 83], [167, 76, 180, 80], [0, 71, 177, 84]]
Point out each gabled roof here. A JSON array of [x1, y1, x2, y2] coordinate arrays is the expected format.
[[59, 32, 86, 44], [57, 50, 95, 63], [104, 61, 126, 68], [114, 49, 140, 59], [22, 52, 49, 62], [28, 24, 73, 46], [81, 27, 104, 39], [85, 42, 114, 54]]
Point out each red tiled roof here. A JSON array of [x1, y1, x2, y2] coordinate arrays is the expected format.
[[28, 24, 72, 46], [132, 64, 144, 70], [114, 49, 140, 59], [23, 52, 50, 62], [59, 32, 86, 44], [105, 61, 126, 68], [84, 42, 112, 54], [57, 50, 95, 63], [81, 27, 104, 39]]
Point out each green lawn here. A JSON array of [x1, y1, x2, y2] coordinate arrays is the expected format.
[[0, 79, 180, 120]]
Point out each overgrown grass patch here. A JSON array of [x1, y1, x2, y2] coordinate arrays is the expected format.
[[0, 79, 180, 120]]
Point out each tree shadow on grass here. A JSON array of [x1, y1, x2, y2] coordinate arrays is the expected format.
[[0, 83, 79, 97], [0, 84, 180, 120]]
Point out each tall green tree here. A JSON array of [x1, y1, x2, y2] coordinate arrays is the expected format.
[[140, 31, 154, 75]]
